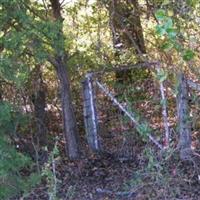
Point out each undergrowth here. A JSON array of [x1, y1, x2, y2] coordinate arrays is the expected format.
[[125, 147, 200, 199]]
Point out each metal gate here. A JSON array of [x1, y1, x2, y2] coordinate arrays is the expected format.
[[82, 62, 188, 160]]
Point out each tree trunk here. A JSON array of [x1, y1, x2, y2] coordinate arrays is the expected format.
[[55, 58, 80, 159], [107, 0, 148, 83], [50, 0, 80, 159], [109, 0, 146, 54], [31, 66, 47, 146], [177, 73, 192, 160]]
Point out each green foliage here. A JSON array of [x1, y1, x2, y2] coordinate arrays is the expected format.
[[155, 69, 168, 83], [125, 147, 173, 198], [155, 9, 177, 39], [186, 0, 199, 7], [0, 102, 12, 126], [0, 102, 40, 199], [42, 139, 60, 200], [136, 122, 152, 140], [155, 8, 196, 62], [182, 49, 195, 61], [0, 0, 199, 197]]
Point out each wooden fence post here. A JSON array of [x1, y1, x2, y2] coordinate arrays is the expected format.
[[177, 72, 192, 160], [82, 73, 101, 152]]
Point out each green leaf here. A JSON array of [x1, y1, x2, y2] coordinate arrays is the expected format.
[[156, 25, 166, 36], [155, 9, 166, 21], [186, 0, 198, 7], [164, 18, 173, 29], [136, 122, 152, 139], [183, 49, 195, 61], [161, 41, 174, 51], [166, 28, 177, 39]]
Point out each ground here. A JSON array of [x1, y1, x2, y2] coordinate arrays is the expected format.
[[18, 143, 200, 200], [13, 75, 200, 200]]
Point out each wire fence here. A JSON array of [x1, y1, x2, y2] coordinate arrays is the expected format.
[[83, 63, 200, 160]]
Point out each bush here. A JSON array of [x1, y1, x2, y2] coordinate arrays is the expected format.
[[0, 102, 40, 200]]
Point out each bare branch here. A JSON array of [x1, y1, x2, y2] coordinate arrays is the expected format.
[[91, 61, 160, 76]]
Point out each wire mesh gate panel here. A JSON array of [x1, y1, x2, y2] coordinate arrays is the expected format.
[[83, 66, 175, 160]]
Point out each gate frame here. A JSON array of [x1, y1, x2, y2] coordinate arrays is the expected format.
[[82, 62, 196, 156]]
